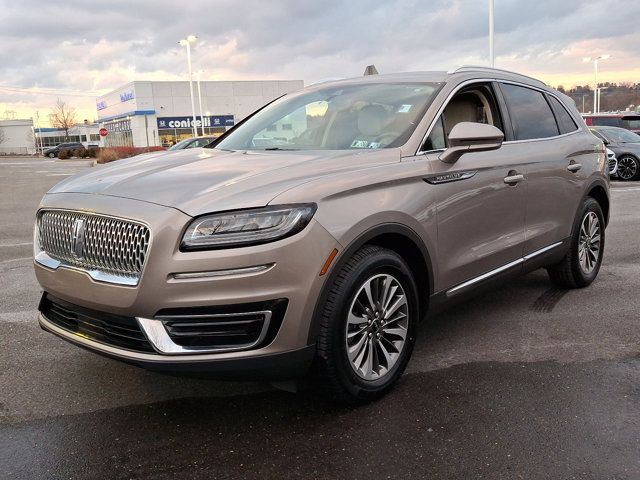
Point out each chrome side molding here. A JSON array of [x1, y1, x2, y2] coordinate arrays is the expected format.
[[446, 241, 563, 297]]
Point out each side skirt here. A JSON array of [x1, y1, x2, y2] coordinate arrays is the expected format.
[[428, 239, 569, 314]]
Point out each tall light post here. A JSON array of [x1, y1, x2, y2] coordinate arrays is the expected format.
[[205, 111, 212, 135], [584, 55, 610, 114], [179, 35, 198, 137], [196, 70, 205, 137], [489, 0, 495, 67]]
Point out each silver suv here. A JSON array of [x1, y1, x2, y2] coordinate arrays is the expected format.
[[34, 67, 609, 402]]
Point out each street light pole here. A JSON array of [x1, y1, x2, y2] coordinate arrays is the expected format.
[[593, 58, 598, 114], [489, 0, 494, 67], [179, 35, 198, 137], [196, 70, 205, 137], [585, 55, 610, 114]]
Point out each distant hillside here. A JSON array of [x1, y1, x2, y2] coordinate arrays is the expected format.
[[556, 83, 640, 114]]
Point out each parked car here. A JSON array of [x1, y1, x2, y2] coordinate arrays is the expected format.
[[606, 148, 618, 177], [583, 113, 640, 134], [590, 126, 640, 181], [132, 136, 217, 160], [43, 142, 84, 158], [33, 67, 609, 402], [168, 136, 217, 150]]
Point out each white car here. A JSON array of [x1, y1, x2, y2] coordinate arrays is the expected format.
[[607, 148, 618, 177]]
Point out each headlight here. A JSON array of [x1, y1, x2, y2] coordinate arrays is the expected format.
[[181, 204, 317, 250]]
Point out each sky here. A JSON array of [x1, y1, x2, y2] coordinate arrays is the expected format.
[[1, 0, 639, 125]]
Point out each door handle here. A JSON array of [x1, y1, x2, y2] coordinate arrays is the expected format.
[[567, 163, 582, 172], [503, 173, 524, 185]]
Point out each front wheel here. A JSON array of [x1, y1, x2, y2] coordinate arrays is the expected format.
[[617, 155, 639, 181], [547, 197, 605, 288], [313, 245, 419, 403]]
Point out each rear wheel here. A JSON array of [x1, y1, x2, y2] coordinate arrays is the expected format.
[[547, 197, 605, 288], [48, 152, 55, 158], [314, 245, 419, 403], [617, 155, 639, 181]]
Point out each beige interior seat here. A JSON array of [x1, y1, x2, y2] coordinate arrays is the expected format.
[[443, 93, 484, 136]]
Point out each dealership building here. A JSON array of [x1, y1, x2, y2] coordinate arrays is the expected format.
[[95, 79, 304, 147], [0, 119, 36, 155]]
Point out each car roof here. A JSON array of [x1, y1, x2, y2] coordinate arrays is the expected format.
[[306, 66, 549, 91]]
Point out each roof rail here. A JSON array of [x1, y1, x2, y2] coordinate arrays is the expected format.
[[448, 65, 547, 87]]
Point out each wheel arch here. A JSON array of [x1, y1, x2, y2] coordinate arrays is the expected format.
[[307, 223, 433, 344], [585, 180, 610, 226]]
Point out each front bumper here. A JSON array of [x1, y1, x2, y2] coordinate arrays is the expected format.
[[38, 311, 315, 379], [34, 192, 341, 374]]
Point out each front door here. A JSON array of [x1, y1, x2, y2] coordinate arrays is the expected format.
[[418, 82, 527, 293]]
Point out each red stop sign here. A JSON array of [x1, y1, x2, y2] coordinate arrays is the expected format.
[[99, 127, 108, 137]]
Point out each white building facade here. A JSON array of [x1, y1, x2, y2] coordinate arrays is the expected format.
[[95, 79, 304, 148], [0, 119, 36, 155], [35, 124, 101, 152]]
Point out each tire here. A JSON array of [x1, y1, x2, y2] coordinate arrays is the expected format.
[[547, 197, 605, 288], [616, 154, 640, 181], [313, 245, 419, 403], [48, 152, 55, 158]]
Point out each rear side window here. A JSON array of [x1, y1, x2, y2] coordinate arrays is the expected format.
[[500, 83, 559, 140], [592, 117, 623, 127], [548, 96, 578, 134]]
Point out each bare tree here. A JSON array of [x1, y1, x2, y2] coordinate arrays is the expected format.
[[0, 126, 5, 146], [49, 99, 77, 140]]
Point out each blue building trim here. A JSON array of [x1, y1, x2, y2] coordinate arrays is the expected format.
[[98, 110, 156, 123]]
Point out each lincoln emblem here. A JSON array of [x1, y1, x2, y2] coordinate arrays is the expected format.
[[71, 218, 86, 260]]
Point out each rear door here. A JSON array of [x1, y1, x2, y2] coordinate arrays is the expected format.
[[497, 82, 585, 255]]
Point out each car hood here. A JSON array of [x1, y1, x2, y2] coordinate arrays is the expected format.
[[48, 147, 400, 216]]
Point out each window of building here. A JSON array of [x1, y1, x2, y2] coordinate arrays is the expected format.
[[500, 83, 559, 140], [281, 123, 293, 131], [548, 96, 578, 134], [266, 125, 277, 132]]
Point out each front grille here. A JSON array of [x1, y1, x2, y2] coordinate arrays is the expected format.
[[39, 293, 155, 353], [37, 210, 150, 281]]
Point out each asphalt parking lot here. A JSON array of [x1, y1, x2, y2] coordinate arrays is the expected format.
[[1, 156, 639, 479]]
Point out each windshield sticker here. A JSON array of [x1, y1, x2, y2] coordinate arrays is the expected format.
[[397, 104, 412, 113], [351, 140, 370, 148], [367, 142, 381, 149]]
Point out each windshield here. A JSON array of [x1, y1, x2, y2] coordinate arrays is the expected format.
[[215, 82, 441, 151], [600, 127, 640, 143], [168, 138, 194, 150]]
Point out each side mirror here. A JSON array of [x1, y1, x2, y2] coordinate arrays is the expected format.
[[439, 122, 504, 164]]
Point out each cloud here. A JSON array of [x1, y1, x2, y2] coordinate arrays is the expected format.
[[0, 0, 638, 123]]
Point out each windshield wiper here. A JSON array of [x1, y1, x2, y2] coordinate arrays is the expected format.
[[264, 147, 298, 151]]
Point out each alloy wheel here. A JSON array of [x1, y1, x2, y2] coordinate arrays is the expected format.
[[345, 273, 409, 381], [578, 211, 601, 274], [617, 156, 638, 180]]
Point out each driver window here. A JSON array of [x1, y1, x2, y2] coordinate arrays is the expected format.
[[422, 85, 503, 152]]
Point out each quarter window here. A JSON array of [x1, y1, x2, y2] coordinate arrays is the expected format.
[[548, 96, 578, 134], [501, 83, 559, 140], [423, 117, 446, 151]]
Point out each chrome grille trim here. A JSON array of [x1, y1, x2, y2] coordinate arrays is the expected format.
[[35, 209, 151, 286]]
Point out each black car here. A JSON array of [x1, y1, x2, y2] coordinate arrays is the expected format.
[[590, 126, 640, 181], [43, 142, 84, 158]]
